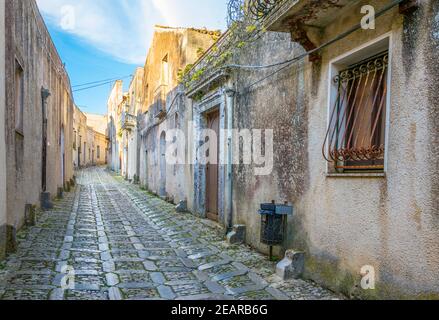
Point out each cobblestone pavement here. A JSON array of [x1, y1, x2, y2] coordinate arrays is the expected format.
[[0, 167, 340, 300]]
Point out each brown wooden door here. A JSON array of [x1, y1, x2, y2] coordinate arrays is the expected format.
[[206, 110, 219, 221]]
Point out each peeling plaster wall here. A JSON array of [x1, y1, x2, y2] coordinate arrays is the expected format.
[[4, 0, 75, 236], [297, 0, 439, 298], [107, 81, 123, 173], [0, 0, 7, 259], [219, 0, 439, 299]]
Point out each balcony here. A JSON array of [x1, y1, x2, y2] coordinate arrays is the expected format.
[[120, 112, 137, 131]]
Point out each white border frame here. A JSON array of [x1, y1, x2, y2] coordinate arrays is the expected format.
[[325, 32, 393, 174]]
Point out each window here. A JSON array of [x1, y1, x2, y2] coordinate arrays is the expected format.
[[97, 146, 100, 159], [324, 39, 389, 172], [15, 60, 24, 135]]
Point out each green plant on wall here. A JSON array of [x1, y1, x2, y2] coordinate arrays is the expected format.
[[181, 0, 271, 90]]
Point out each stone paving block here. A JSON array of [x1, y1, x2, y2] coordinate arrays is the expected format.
[[157, 285, 176, 300]]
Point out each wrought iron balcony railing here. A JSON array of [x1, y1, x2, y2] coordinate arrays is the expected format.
[[153, 84, 168, 118], [246, 0, 283, 21]]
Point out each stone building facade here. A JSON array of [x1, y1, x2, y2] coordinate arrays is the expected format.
[[73, 106, 108, 169], [107, 80, 124, 173], [73, 105, 87, 169], [0, 0, 6, 259], [85, 113, 107, 136], [137, 25, 218, 201], [85, 113, 108, 167], [3, 0, 76, 253], [185, 0, 438, 299], [121, 67, 144, 182], [91, 130, 108, 166], [115, 0, 439, 299]]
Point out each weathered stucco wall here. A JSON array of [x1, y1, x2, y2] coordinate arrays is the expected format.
[[107, 81, 123, 173], [297, 0, 439, 299], [0, 0, 7, 259], [93, 131, 108, 166], [85, 113, 107, 135], [4, 0, 75, 247], [231, 32, 307, 255], [125, 68, 144, 181], [73, 105, 88, 169], [186, 0, 439, 299]]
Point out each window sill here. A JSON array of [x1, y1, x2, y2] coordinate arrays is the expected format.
[[325, 172, 386, 179]]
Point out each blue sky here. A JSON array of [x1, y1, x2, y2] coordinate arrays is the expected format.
[[36, 0, 228, 115]]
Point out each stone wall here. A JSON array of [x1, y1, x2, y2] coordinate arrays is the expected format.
[[0, 0, 7, 259], [231, 32, 306, 253], [221, 0, 439, 299], [4, 0, 75, 250], [107, 81, 124, 173], [138, 27, 217, 203], [125, 68, 144, 182], [85, 113, 107, 135]]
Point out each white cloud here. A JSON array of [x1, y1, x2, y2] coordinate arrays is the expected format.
[[36, 0, 227, 65]]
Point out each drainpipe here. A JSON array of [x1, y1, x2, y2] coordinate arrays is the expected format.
[[225, 87, 235, 231]]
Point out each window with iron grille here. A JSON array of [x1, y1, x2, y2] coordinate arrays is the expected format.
[[323, 50, 389, 172]]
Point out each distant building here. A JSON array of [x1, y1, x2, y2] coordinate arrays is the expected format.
[[107, 1, 439, 299], [180, 0, 439, 299], [85, 113, 107, 135], [73, 105, 87, 169], [73, 106, 108, 169]]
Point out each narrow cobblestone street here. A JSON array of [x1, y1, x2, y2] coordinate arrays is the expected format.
[[0, 167, 339, 300]]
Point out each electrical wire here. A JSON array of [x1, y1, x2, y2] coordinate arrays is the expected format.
[[72, 75, 133, 88]]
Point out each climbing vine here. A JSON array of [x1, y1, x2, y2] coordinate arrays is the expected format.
[[179, 0, 283, 91]]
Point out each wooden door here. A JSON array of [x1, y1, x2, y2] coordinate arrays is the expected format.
[[206, 110, 219, 221]]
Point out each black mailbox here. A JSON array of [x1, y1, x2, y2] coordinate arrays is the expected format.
[[259, 203, 293, 249]]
